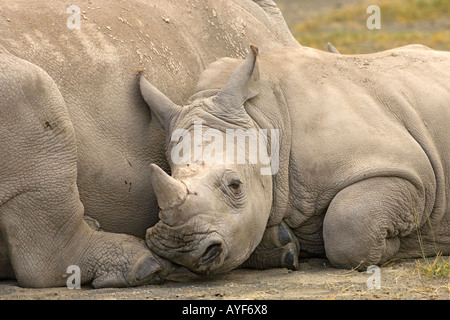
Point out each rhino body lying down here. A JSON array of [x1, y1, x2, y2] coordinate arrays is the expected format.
[[142, 44, 450, 274], [0, 0, 297, 288]]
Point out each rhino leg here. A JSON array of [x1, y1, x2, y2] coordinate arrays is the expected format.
[[242, 221, 299, 271], [0, 54, 173, 288], [323, 177, 427, 270]]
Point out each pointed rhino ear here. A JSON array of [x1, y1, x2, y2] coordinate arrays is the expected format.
[[213, 45, 260, 110], [139, 74, 181, 130]]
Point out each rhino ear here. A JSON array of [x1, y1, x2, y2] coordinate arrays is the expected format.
[[213, 45, 260, 110], [139, 74, 181, 130]]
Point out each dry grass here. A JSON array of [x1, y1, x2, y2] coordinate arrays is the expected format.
[[416, 252, 450, 279]]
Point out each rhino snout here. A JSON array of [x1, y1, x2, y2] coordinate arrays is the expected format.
[[199, 243, 222, 265], [194, 242, 224, 274], [177, 240, 226, 275], [145, 221, 227, 274]]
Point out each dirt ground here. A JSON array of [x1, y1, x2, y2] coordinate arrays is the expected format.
[[0, 257, 448, 300]]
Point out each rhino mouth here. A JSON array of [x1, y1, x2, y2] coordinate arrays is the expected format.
[[145, 218, 227, 274]]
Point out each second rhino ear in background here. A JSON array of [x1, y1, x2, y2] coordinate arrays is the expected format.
[[213, 45, 260, 110], [139, 74, 182, 130]]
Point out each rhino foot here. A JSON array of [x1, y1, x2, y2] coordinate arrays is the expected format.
[[87, 232, 175, 288], [241, 222, 300, 271]]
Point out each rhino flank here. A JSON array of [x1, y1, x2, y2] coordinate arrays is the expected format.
[[142, 44, 450, 274], [0, 0, 298, 288]]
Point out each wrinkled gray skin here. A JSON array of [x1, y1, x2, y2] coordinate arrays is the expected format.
[[0, 0, 298, 288], [143, 44, 450, 274]]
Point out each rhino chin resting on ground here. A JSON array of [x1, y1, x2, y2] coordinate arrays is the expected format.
[[141, 44, 450, 275]]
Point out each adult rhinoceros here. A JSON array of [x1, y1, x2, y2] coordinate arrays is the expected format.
[[142, 44, 450, 274], [0, 0, 298, 288]]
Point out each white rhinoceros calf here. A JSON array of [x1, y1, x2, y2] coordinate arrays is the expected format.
[[0, 0, 297, 288], [143, 44, 450, 274]]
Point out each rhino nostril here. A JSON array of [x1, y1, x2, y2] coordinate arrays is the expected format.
[[200, 243, 222, 265]]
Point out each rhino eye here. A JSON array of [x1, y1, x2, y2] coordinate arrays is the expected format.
[[228, 179, 242, 190], [221, 171, 244, 195], [220, 171, 246, 208]]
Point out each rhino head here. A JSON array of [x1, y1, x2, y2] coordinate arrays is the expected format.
[[140, 46, 276, 274]]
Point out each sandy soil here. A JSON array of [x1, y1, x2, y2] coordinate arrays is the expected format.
[[0, 257, 448, 300]]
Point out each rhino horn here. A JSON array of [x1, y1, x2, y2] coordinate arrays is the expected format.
[[214, 44, 260, 109], [149, 164, 187, 211]]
